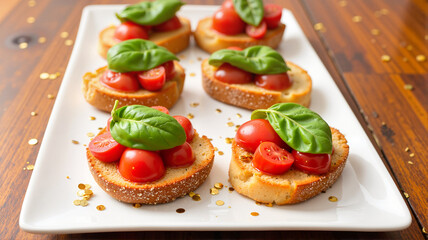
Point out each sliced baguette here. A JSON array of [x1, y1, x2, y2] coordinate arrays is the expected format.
[[87, 130, 215, 204], [201, 59, 312, 110], [82, 61, 185, 112], [229, 127, 349, 205], [194, 17, 286, 53], [98, 17, 191, 58]]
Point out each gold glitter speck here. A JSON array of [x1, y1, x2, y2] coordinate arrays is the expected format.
[[227, 122, 234, 127], [314, 23, 326, 32], [65, 39, 73, 46], [405, 147, 410, 152], [188, 192, 196, 197], [409, 153, 415, 157], [404, 84, 413, 90], [60, 32, 69, 38], [19, 42, 28, 49], [328, 196, 338, 202], [80, 199, 88, 206], [31, 111, 37, 116], [251, 212, 259, 216], [236, 113, 242, 118], [190, 73, 196, 77], [352, 16, 362, 22], [78, 183, 86, 190], [66, 176, 70, 179], [87, 132, 95, 137], [216, 200, 224, 206], [133, 203, 142, 208], [422, 227, 427, 234], [27, 17, 35, 24], [403, 192, 409, 198], [49, 73, 57, 79], [192, 194, 201, 201], [218, 151, 224, 155], [89, 116, 96, 120], [416, 55, 426, 62], [96, 205, 106, 211], [210, 188, 219, 195], [26, 164, 34, 170], [47, 94, 55, 99], [371, 29, 380, 35], [176, 208, 185, 213], [38, 37, 46, 43], [216, 109, 222, 113], [265, 203, 273, 207], [190, 102, 199, 107], [214, 183, 223, 189], [72, 140, 79, 144], [408, 161, 414, 165], [381, 55, 391, 62], [73, 200, 81, 206], [225, 137, 233, 144], [40, 73, 49, 79], [28, 138, 38, 145], [187, 113, 194, 119], [228, 187, 234, 192]]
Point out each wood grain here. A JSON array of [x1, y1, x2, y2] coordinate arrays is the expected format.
[[0, 0, 426, 239]]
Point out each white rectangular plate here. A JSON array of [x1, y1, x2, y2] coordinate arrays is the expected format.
[[20, 5, 411, 233]]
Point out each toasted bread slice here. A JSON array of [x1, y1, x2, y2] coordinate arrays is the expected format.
[[82, 61, 185, 112], [98, 17, 191, 58], [229, 127, 349, 205], [194, 17, 286, 53], [201, 59, 311, 110], [87, 130, 215, 204]]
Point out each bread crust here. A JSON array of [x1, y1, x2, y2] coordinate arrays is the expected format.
[[87, 131, 215, 204], [201, 59, 312, 110], [98, 17, 191, 58], [82, 61, 185, 112], [229, 128, 349, 205], [194, 17, 286, 53]]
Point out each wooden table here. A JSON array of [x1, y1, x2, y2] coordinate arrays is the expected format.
[[0, 0, 426, 239]]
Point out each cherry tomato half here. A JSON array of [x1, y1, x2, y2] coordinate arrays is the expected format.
[[162, 60, 176, 80], [212, 8, 245, 35], [100, 70, 140, 92], [118, 148, 165, 183], [263, 4, 282, 29], [160, 142, 195, 168], [252, 142, 294, 175], [137, 66, 166, 91], [292, 150, 331, 175], [173, 115, 194, 142], [153, 15, 182, 32], [246, 21, 267, 39], [114, 21, 149, 41], [214, 63, 253, 84], [235, 119, 289, 153], [89, 132, 126, 163], [221, 0, 234, 10], [254, 72, 292, 91], [151, 106, 170, 114]]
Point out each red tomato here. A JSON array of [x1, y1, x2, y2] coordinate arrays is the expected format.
[[254, 73, 292, 90], [160, 142, 195, 168], [173, 115, 194, 142], [137, 66, 166, 91], [162, 61, 176, 80], [235, 119, 289, 153], [292, 150, 331, 175], [153, 15, 182, 32], [151, 106, 170, 114], [221, 0, 234, 10], [226, 46, 243, 51], [214, 63, 253, 84], [100, 70, 140, 92], [263, 4, 282, 29], [245, 21, 267, 39], [212, 8, 245, 35], [252, 142, 294, 175], [89, 132, 126, 163], [114, 21, 149, 41], [118, 148, 165, 183]]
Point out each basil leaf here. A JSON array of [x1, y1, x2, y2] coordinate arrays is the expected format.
[[107, 39, 178, 73], [251, 103, 332, 154], [232, 0, 264, 26], [208, 46, 290, 74], [110, 102, 186, 151], [116, 0, 184, 26]]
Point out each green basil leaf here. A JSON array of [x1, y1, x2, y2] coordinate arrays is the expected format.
[[232, 0, 264, 26], [251, 103, 332, 154], [110, 101, 186, 151], [107, 39, 178, 73], [116, 0, 185, 26], [208, 46, 290, 74]]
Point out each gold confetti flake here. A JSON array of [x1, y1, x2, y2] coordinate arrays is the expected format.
[[264, 203, 273, 207], [80, 199, 89, 206], [78, 183, 86, 189], [85, 184, 91, 189], [60, 32, 69, 38], [228, 187, 234, 192], [314, 23, 326, 32], [251, 212, 259, 216], [89, 116, 96, 120], [255, 201, 262, 205], [192, 194, 201, 201], [188, 192, 196, 197], [339, 0, 347, 7], [225, 137, 233, 144], [19, 42, 28, 49], [38, 37, 46, 43], [190, 102, 199, 107], [48, 73, 57, 79], [404, 84, 413, 90], [422, 227, 427, 234], [66, 176, 70, 179], [214, 183, 223, 189], [77, 190, 86, 197], [216, 200, 224, 206], [28, 138, 38, 145], [47, 94, 55, 99], [187, 113, 194, 119], [72, 140, 79, 144], [416, 55, 426, 62], [352, 16, 362, 22], [214, 147, 218, 151], [408, 161, 414, 165], [403, 192, 409, 199], [409, 153, 415, 157], [31, 111, 37, 116], [26, 164, 34, 170], [27, 17, 35, 24], [40, 72, 49, 79], [87, 132, 95, 137], [381, 55, 391, 62], [65, 39, 73, 46], [96, 205, 106, 211], [328, 196, 338, 202], [133, 203, 142, 208], [216, 109, 222, 113], [176, 208, 185, 213], [227, 122, 234, 127], [371, 29, 380, 35], [73, 200, 81, 206], [28, 0, 36, 7], [218, 151, 224, 155], [189, 73, 196, 77], [405, 147, 410, 152], [210, 188, 219, 195]]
